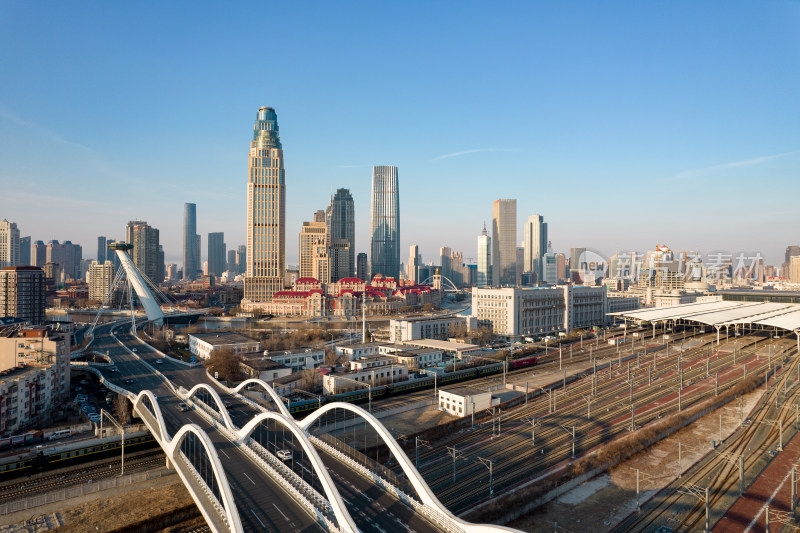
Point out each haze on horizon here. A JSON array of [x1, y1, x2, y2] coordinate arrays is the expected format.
[[0, 2, 798, 267]]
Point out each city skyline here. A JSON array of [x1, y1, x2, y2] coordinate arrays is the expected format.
[[1, 3, 799, 267]]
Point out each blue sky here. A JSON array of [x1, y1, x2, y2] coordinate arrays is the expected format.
[[1, 1, 798, 267]]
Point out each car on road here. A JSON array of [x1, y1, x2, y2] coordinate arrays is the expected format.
[[276, 449, 292, 461], [88, 414, 101, 423], [223, 401, 233, 408], [178, 403, 190, 412], [110, 368, 119, 373], [154, 359, 163, 365], [125, 379, 134, 384]]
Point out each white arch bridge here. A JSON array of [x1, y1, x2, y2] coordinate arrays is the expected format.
[[91, 326, 520, 533]]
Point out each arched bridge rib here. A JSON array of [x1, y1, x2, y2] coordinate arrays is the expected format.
[[300, 402, 521, 533], [132, 390, 242, 532], [185, 383, 237, 432], [237, 413, 358, 533], [232, 378, 292, 417]]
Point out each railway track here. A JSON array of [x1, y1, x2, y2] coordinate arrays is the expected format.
[[0, 449, 166, 502], [616, 347, 800, 532], [411, 333, 793, 512]]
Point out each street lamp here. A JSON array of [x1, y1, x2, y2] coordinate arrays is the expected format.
[[420, 368, 438, 400], [99, 408, 125, 475]]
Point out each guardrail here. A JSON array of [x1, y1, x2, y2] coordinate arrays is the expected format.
[[0, 468, 172, 515], [310, 435, 465, 533], [178, 451, 230, 531]]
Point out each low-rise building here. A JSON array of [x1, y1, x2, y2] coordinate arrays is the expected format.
[[471, 284, 609, 339], [239, 356, 292, 383], [0, 327, 71, 433], [334, 341, 387, 360], [322, 362, 409, 394], [384, 347, 443, 369], [266, 348, 325, 372], [389, 315, 477, 343], [438, 386, 496, 417], [188, 332, 261, 360]]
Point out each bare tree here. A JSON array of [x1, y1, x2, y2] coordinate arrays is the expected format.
[[203, 348, 244, 383], [114, 395, 133, 425], [298, 368, 322, 393]]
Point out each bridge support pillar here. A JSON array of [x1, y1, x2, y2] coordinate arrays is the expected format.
[[166, 455, 171, 469]]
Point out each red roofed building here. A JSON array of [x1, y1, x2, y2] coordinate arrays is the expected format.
[[242, 275, 441, 317]]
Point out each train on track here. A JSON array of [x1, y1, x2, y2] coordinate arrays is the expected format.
[[285, 356, 539, 415], [0, 432, 157, 480]]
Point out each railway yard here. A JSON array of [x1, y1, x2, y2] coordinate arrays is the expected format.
[[4, 322, 800, 532]]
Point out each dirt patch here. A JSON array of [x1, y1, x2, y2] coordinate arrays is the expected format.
[[52, 480, 201, 532]]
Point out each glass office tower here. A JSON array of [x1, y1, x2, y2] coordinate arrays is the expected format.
[[369, 166, 400, 280]]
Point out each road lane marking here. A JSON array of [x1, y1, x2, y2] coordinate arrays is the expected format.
[[272, 503, 290, 521], [250, 509, 266, 528], [218, 449, 230, 460], [242, 472, 256, 486]]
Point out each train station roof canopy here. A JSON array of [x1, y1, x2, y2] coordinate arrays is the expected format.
[[611, 300, 800, 333]]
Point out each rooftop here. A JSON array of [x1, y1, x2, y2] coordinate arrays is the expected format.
[[190, 332, 258, 346], [442, 386, 491, 397], [403, 339, 480, 352]]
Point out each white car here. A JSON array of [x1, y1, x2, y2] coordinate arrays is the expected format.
[[276, 449, 292, 461]]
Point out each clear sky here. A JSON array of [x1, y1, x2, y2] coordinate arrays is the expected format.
[[1, 1, 798, 268]]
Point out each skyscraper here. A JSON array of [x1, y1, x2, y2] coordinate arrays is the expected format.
[[356, 253, 368, 282], [477, 224, 491, 288], [328, 188, 355, 281], [126, 221, 160, 283], [0, 219, 20, 268], [523, 214, 548, 282], [97, 236, 107, 263], [19, 236, 30, 266], [227, 250, 237, 273], [31, 240, 46, 268], [183, 203, 197, 280], [45, 240, 82, 280], [237, 245, 246, 274], [370, 166, 400, 280], [245, 107, 286, 303], [407, 244, 421, 283], [208, 232, 226, 277], [492, 199, 516, 286]]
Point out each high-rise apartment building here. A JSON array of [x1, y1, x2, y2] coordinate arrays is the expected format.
[[407, 245, 421, 283], [19, 236, 30, 267], [299, 212, 329, 283], [477, 224, 491, 288], [88, 260, 115, 301], [0, 220, 20, 268], [126, 221, 160, 283], [523, 214, 547, 282], [31, 240, 46, 268], [370, 166, 400, 279], [0, 266, 45, 323], [570, 247, 586, 283], [245, 107, 286, 303], [208, 232, 226, 277], [97, 236, 107, 263], [356, 253, 368, 282], [166, 264, 178, 280], [183, 203, 198, 280], [327, 188, 355, 281], [491, 199, 517, 286]]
